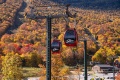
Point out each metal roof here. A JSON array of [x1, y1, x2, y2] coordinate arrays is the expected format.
[[94, 64, 119, 69], [95, 64, 112, 67]]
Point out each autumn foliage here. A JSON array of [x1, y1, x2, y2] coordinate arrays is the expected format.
[[1, 52, 22, 80], [0, 0, 120, 79], [0, 0, 23, 36], [116, 73, 120, 80]]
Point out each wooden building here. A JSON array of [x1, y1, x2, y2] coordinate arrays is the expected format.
[[92, 64, 119, 73]]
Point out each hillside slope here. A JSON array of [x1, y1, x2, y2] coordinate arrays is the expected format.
[[51, 0, 120, 10], [0, 0, 6, 4]]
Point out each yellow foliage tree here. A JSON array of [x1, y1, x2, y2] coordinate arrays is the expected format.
[[39, 54, 69, 80], [92, 46, 116, 63], [51, 54, 69, 80], [1, 52, 22, 80]]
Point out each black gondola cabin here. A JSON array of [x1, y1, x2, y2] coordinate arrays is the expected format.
[[51, 40, 61, 54], [64, 28, 78, 47]]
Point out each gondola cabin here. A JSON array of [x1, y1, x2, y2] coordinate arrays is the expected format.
[[51, 40, 61, 54], [64, 28, 78, 47]]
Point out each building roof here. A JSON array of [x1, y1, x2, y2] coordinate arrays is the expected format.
[[94, 64, 119, 69], [95, 64, 112, 67]]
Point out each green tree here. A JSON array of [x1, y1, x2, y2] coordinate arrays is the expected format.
[[1, 52, 22, 80]]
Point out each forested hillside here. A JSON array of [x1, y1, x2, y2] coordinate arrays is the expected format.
[[0, 0, 119, 66], [52, 0, 120, 10], [0, 0, 6, 4], [0, 0, 23, 36], [0, 0, 120, 79]]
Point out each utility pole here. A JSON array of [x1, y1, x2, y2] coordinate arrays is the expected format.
[[112, 56, 118, 80], [84, 40, 87, 80], [46, 16, 52, 80], [113, 57, 115, 80], [109, 56, 118, 80]]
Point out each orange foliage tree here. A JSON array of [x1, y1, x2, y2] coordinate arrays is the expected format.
[[116, 73, 120, 80]]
